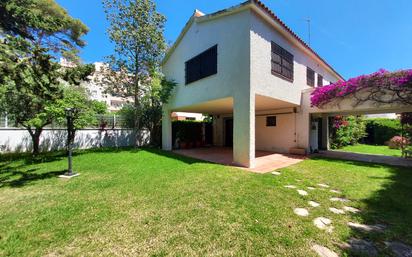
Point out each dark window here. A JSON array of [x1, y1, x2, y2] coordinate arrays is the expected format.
[[185, 45, 217, 84], [307, 67, 315, 87], [266, 116, 277, 127], [317, 74, 323, 87], [185, 117, 196, 121], [271, 42, 294, 81]]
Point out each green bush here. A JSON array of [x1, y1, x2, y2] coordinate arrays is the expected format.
[[365, 118, 401, 145], [330, 116, 367, 149]]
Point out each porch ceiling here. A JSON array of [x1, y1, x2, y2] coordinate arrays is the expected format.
[[255, 94, 298, 111], [173, 97, 233, 114], [172, 94, 298, 114]]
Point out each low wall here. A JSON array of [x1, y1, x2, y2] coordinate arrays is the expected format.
[[0, 128, 149, 153]]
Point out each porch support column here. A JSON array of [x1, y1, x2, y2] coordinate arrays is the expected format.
[[162, 106, 172, 151], [321, 114, 330, 150], [233, 94, 255, 168]]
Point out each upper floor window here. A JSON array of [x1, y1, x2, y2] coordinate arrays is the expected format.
[[306, 67, 315, 87], [185, 45, 217, 85], [317, 74, 323, 87], [271, 42, 294, 82], [266, 116, 277, 127]]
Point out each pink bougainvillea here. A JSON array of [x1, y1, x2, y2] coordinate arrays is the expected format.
[[310, 69, 412, 108]]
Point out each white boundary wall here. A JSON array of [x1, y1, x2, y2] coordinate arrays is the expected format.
[[0, 128, 149, 153]]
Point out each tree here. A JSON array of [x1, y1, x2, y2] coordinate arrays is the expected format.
[[140, 75, 176, 146], [0, 0, 89, 154], [0, 43, 63, 154], [47, 86, 108, 147], [0, 0, 89, 61], [101, 0, 166, 144]]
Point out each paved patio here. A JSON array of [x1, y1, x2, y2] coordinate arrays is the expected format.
[[173, 147, 306, 173], [314, 150, 412, 168]]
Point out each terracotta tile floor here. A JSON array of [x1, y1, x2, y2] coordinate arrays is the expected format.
[[173, 147, 306, 173]]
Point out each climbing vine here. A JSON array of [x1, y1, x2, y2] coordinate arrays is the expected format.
[[311, 69, 412, 108]]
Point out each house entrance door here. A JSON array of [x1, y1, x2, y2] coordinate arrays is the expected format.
[[225, 118, 233, 147]]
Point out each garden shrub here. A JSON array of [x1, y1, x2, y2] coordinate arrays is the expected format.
[[365, 118, 401, 145], [330, 115, 367, 149], [388, 136, 410, 149]]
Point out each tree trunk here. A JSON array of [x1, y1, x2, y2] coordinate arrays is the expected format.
[[27, 127, 43, 156]]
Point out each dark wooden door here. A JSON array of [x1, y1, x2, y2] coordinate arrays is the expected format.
[[225, 118, 233, 147]]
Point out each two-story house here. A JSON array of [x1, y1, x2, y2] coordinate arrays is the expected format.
[[161, 0, 344, 168]]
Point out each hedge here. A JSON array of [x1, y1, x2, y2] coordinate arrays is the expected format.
[[365, 118, 401, 145]]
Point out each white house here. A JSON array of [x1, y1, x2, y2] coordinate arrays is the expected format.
[[161, 0, 411, 168]]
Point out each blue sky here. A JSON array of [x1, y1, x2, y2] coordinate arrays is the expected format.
[[56, 0, 412, 79]]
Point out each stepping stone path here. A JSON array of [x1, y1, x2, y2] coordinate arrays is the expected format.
[[313, 217, 334, 232], [308, 201, 320, 207], [294, 208, 309, 217], [307, 186, 316, 190], [347, 222, 386, 233], [318, 183, 330, 188], [385, 241, 412, 257], [330, 189, 341, 194], [329, 207, 345, 215], [330, 197, 350, 202], [311, 244, 339, 257], [284, 185, 296, 189], [271, 171, 281, 176], [340, 238, 379, 257], [343, 206, 360, 213], [297, 189, 308, 196]]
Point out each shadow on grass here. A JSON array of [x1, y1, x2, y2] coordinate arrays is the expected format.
[[0, 147, 208, 189], [311, 156, 412, 254], [141, 147, 209, 165], [0, 168, 66, 188]]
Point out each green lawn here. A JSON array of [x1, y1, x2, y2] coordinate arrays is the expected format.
[[0, 148, 411, 256], [339, 143, 402, 157]]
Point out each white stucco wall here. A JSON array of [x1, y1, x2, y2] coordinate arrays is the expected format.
[[0, 129, 147, 153], [255, 112, 296, 153], [162, 10, 251, 110], [250, 11, 340, 105]]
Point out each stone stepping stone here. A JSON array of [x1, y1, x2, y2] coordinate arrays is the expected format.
[[347, 222, 386, 233], [297, 189, 308, 196], [308, 201, 320, 207], [318, 183, 330, 188], [339, 238, 379, 257], [330, 197, 350, 202], [294, 208, 309, 217], [329, 207, 345, 215], [271, 171, 281, 176], [343, 206, 360, 213], [311, 244, 339, 257], [284, 185, 296, 189], [313, 217, 334, 232], [330, 189, 341, 194], [307, 186, 316, 190], [385, 241, 412, 257]]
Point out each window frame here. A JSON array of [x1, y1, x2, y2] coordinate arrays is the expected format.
[[306, 67, 315, 87], [185, 45, 218, 85], [271, 42, 294, 82]]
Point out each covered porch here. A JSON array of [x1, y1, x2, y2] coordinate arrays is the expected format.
[[173, 147, 305, 173], [163, 93, 304, 168]]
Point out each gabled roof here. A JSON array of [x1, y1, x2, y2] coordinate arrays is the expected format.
[[162, 0, 344, 81]]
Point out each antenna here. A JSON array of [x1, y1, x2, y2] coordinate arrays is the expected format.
[[305, 18, 311, 46]]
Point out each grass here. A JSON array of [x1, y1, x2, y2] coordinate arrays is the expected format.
[[0, 148, 411, 256], [339, 143, 402, 157]]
